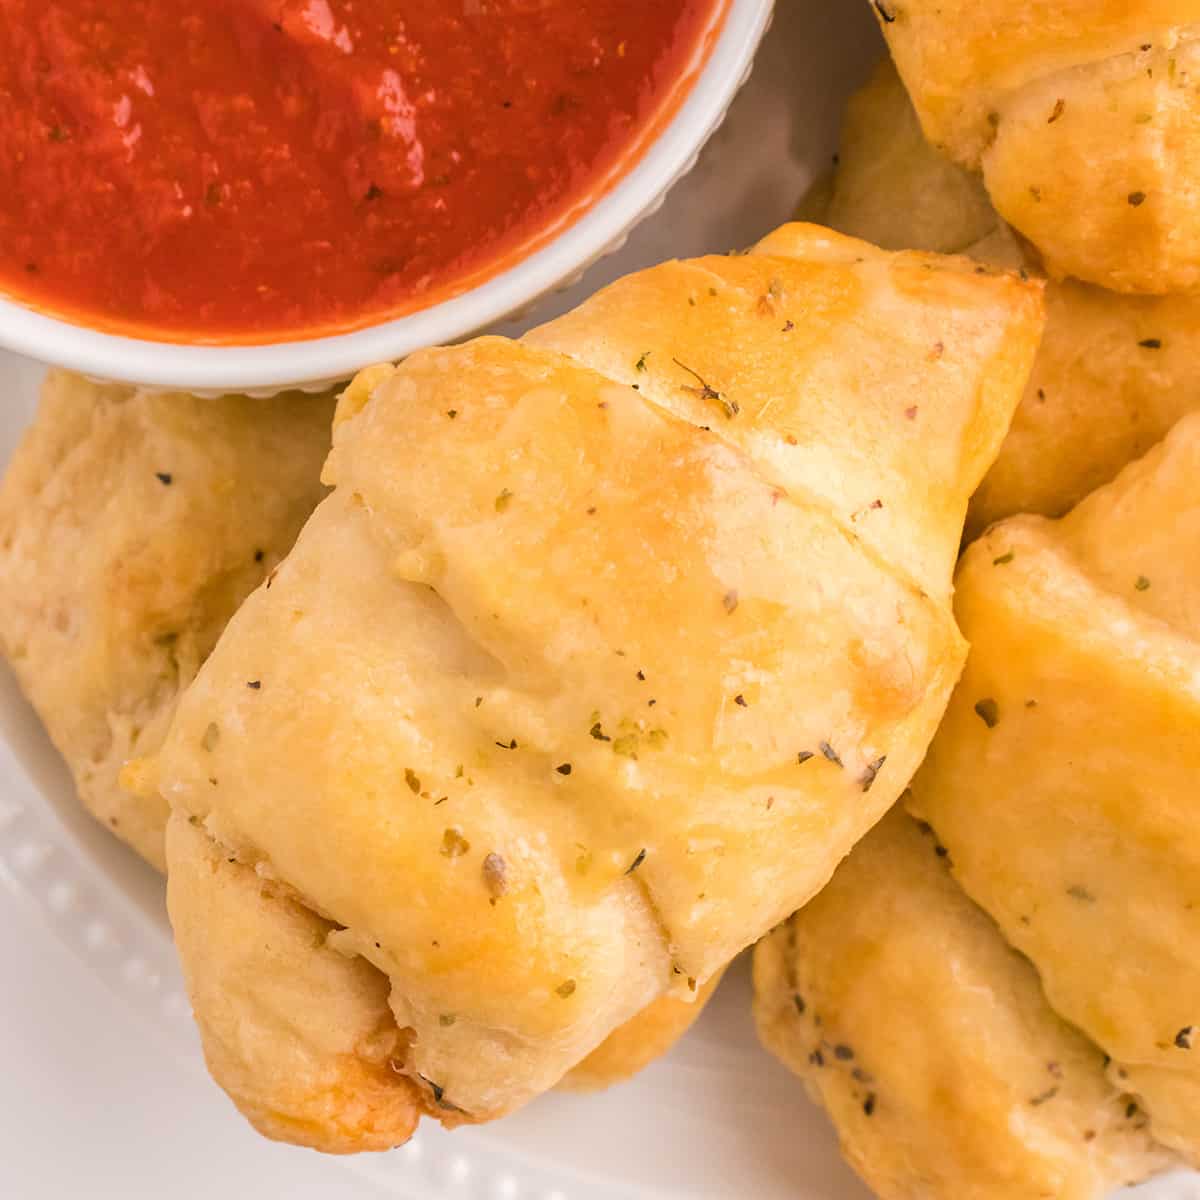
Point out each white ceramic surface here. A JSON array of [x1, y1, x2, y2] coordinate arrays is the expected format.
[[2, 3, 1199, 1198], [0, 0, 772, 395]]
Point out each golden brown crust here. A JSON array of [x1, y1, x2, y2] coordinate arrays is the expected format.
[[876, 3, 1200, 292], [166, 812, 426, 1154], [982, 35, 1200, 294], [754, 809, 1171, 1200], [909, 413, 1200, 1165], [808, 59, 1200, 535], [152, 225, 1042, 1146], [876, 1, 1195, 162], [530, 222, 1044, 603], [0, 372, 334, 868], [563, 969, 725, 1091], [970, 279, 1200, 533]]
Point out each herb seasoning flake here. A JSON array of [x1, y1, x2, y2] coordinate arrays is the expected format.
[[441, 827, 470, 858], [859, 756, 886, 793], [673, 358, 737, 418]]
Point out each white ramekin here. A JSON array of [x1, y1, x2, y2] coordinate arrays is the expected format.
[[0, 0, 774, 394]]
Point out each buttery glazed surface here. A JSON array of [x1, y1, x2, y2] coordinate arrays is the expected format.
[[874, 3, 1200, 293], [0, 0, 719, 341], [910, 413, 1200, 1166], [808, 59, 1200, 536], [145, 224, 1043, 1150], [754, 810, 1171, 1200]]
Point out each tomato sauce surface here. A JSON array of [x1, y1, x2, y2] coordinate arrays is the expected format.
[[0, 0, 722, 342]]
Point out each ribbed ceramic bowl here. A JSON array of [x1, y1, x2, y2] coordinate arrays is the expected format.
[[0, 0, 773, 394]]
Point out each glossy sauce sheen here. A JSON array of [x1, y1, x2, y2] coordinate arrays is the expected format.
[[1, 0, 720, 342]]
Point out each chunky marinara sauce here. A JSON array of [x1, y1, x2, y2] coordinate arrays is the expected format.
[[0, 0, 722, 342]]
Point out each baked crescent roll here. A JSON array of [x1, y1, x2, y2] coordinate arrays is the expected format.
[[0, 371, 335, 869], [873, 2, 1200, 294], [0, 367, 701, 1100], [908, 411, 1200, 1165], [754, 809, 1172, 1199], [800, 60, 998, 259], [809, 58, 1200, 536], [146, 223, 1043, 1150]]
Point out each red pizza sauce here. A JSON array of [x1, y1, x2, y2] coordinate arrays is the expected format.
[[0, 0, 724, 342]]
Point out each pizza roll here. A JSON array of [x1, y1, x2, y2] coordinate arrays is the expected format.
[[874, 2, 1200, 293], [909, 412, 1200, 1165], [145, 223, 1043, 1150], [801, 59, 998, 257], [754, 809, 1172, 1199], [0, 367, 708, 1106], [0, 371, 334, 868], [808, 58, 1200, 536]]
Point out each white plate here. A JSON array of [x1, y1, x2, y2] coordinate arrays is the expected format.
[[0, 3, 1197, 1198]]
